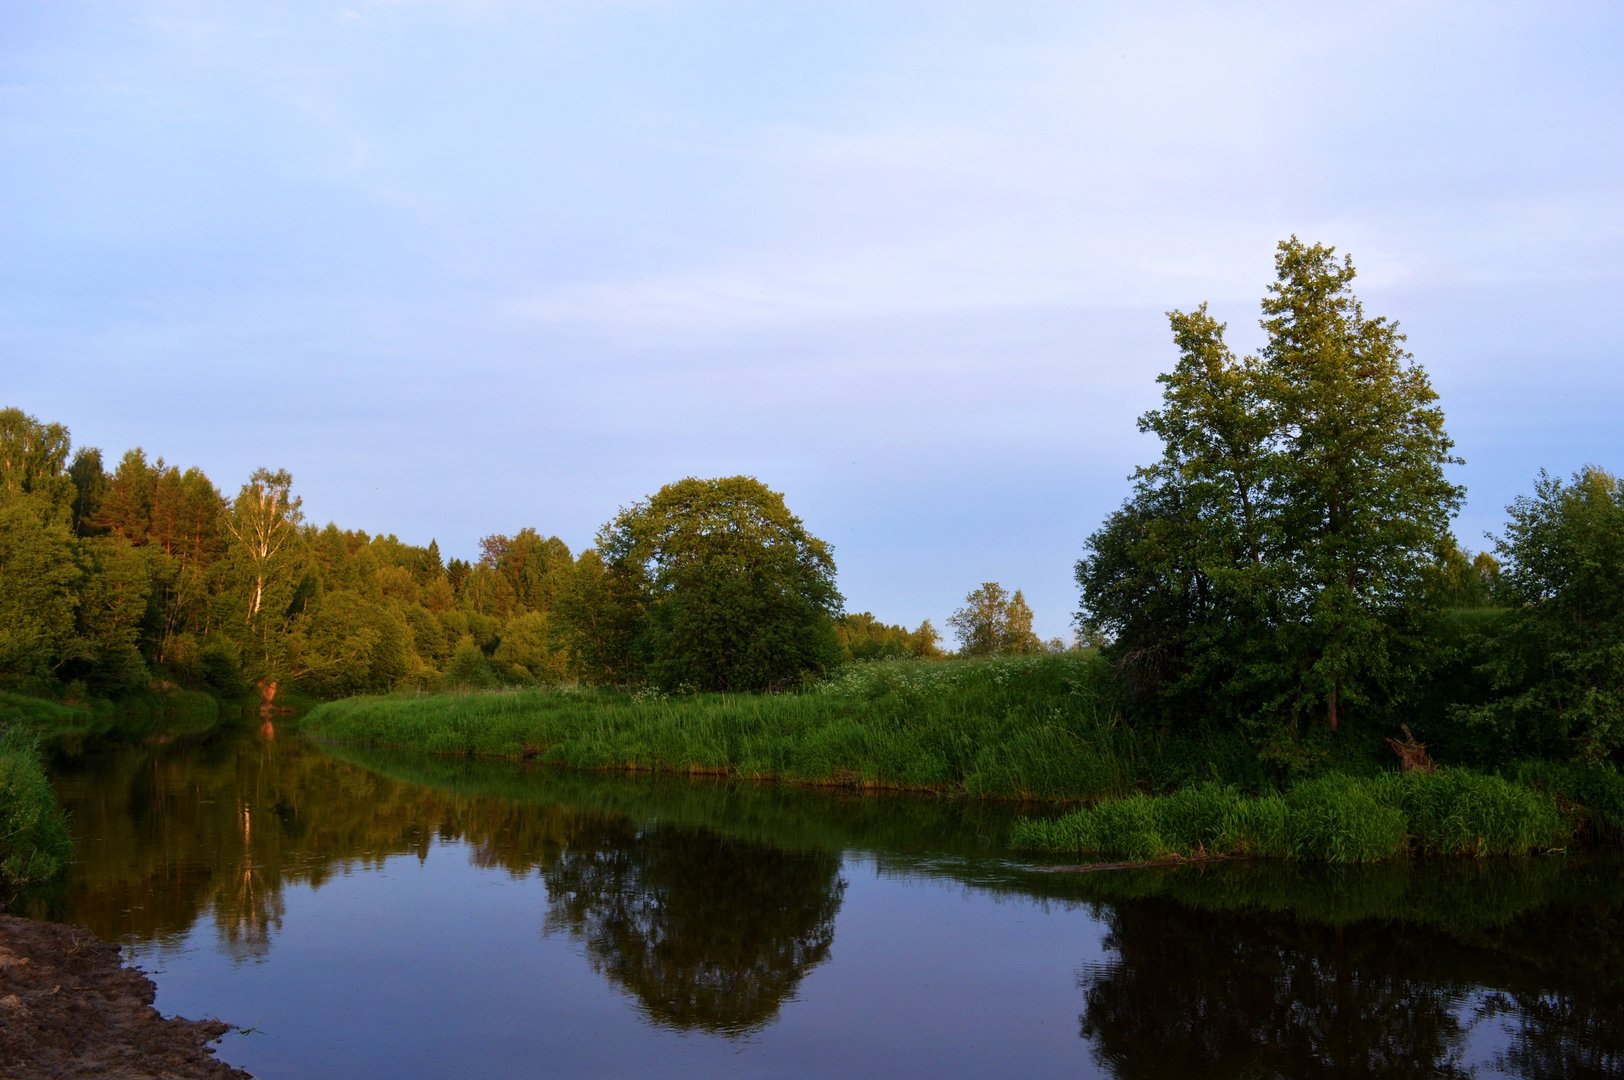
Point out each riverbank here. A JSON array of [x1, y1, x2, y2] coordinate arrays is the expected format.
[[303, 655, 1148, 800], [0, 915, 250, 1079], [300, 655, 1624, 862]]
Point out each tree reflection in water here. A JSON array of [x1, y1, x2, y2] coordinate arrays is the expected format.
[[1074, 874, 1624, 1079], [209, 797, 282, 961], [542, 819, 845, 1035], [29, 727, 1624, 1069], [1079, 899, 1478, 1077], [1482, 992, 1624, 1078]]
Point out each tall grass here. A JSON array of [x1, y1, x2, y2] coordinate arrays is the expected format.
[[0, 727, 72, 890], [1509, 760, 1624, 841], [304, 655, 1144, 801], [1012, 769, 1570, 863]]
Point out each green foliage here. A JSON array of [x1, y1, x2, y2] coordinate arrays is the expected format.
[[835, 612, 942, 661], [66, 536, 152, 694], [946, 582, 1044, 657], [0, 728, 72, 890], [304, 655, 1146, 801], [1370, 768, 1566, 856], [0, 495, 81, 687], [596, 476, 843, 692], [1284, 776, 1413, 863], [0, 690, 99, 733], [1010, 785, 1291, 860], [0, 408, 74, 516], [1466, 466, 1624, 763], [1013, 770, 1569, 863], [1427, 537, 1501, 609], [445, 635, 498, 689], [1511, 760, 1624, 841], [1078, 239, 1462, 740]]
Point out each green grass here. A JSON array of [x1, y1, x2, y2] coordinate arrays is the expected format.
[[1012, 769, 1571, 863], [0, 690, 101, 735], [304, 655, 1146, 801], [1509, 760, 1624, 840], [1010, 783, 1292, 861], [1372, 768, 1567, 856], [0, 727, 72, 891]]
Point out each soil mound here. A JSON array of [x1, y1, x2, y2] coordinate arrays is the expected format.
[[0, 915, 251, 1079]]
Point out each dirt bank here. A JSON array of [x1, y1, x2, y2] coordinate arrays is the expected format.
[[0, 915, 251, 1079]]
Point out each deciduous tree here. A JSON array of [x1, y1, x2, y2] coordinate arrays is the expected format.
[[948, 582, 1043, 657], [1078, 239, 1462, 740], [595, 476, 842, 692], [1468, 466, 1624, 762], [224, 468, 303, 625]]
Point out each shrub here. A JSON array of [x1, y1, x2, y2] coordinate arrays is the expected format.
[[1284, 774, 1408, 863], [0, 730, 71, 889]]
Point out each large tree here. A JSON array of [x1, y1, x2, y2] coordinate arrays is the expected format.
[[1078, 239, 1462, 739], [595, 476, 842, 692]]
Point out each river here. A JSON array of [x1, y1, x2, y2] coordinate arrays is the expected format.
[[16, 718, 1624, 1078]]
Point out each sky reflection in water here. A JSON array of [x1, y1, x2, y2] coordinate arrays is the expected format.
[[26, 727, 1624, 1078]]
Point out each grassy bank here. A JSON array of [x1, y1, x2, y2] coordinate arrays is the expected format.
[[304, 655, 1151, 800], [1010, 768, 1582, 863], [303, 653, 1624, 860]]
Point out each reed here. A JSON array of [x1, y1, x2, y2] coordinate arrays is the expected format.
[[1012, 770, 1569, 863], [303, 655, 1144, 801], [1509, 760, 1624, 841]]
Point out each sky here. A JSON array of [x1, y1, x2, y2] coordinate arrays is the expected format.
[[2, 1, 1620, 642]]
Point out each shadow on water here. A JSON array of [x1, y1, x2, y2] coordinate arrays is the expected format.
[[19, 723, 1624, 1071]]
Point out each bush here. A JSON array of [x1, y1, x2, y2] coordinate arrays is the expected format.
[[0, 729, 71, 889]]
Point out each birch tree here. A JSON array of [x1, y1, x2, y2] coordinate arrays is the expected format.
[[225, 468, 303, 625]]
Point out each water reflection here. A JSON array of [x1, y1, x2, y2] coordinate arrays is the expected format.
[[543, 820, 844, 1033], [23, 724, 1624, 1071], [31, 726, 851, 1034], [1066, 861, 1624, 1079], [1079, 899, 1477, 1077]]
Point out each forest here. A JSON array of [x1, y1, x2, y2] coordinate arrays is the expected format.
[[0, 432, 960, 709]]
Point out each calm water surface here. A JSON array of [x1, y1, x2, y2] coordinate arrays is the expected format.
[[20, 720, 1624, 1078]]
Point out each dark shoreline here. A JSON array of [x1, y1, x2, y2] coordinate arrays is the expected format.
[[0, 915, 251, 1079]]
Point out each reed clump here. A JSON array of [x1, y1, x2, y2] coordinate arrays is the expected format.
[[1509, 760, 1624, 841], [1011, 769, 1570, 863]]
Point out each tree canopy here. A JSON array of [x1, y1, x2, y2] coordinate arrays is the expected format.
[[595, 476, 843, 692], [948, 582, 1043, 657], [1467, 466, 1624, 762], [1078, 238, 1463, 743]]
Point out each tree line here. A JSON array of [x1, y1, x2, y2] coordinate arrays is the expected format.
[[1, 425, 1022, 702], [1076, 237, 1623, 768]]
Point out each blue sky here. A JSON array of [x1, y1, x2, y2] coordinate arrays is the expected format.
[[3, 2, 1620, 641]]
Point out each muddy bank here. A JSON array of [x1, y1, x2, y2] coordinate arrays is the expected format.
[[0, 915, 251, 1079]]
